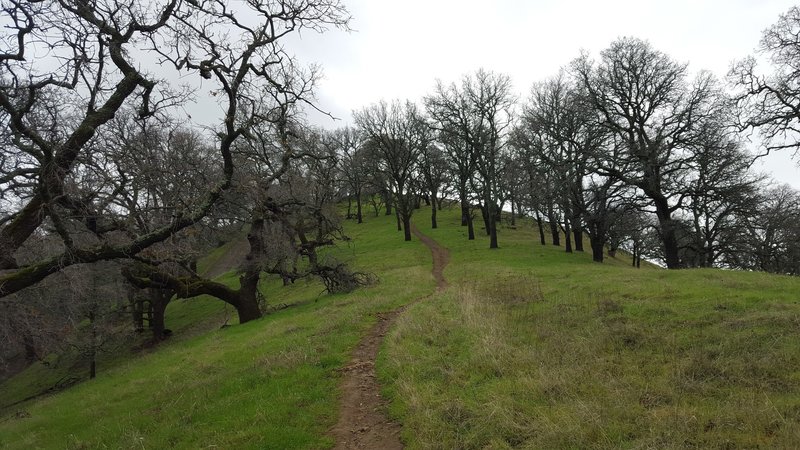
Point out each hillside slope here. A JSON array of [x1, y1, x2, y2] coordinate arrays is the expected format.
[[0, 212, 434, 449], [382, 208, 800, 448], [2, 206, 800, 449]]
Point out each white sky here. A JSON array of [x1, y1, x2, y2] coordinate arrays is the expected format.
[[274, 0, 800, 187], [169, 0, 800, 187]]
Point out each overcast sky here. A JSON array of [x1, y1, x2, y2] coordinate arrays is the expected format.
[[279, 0, 800, 187]]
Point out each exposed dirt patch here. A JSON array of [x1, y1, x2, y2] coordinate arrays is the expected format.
[[329, 310, 404, 449], [329, 226, 449, 449], [411, 224, 449, 291]]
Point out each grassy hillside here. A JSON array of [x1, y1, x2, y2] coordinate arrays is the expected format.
[[382, 208, 800, 448], [0, 212, 433, 449], [2, 205, 800, 449]]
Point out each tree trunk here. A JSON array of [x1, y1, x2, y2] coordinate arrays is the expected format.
[[563, 220, 572, 253], [461, 199, 469, 226], [346, 195, 352, 219], [654, 197, 681, 269], [536, 213, 546, 246], [356, 191, 363, 224], [150, 288, 171, 342], [590, 235, 604, 263], [573, 223, 583, 252], [480, 203, 491, 236], [466, 209, 475, 240], [548, 204, 560, 246], [236, 268, 262, 324], [396, 209, 402, 231], [403, 214, 412, 241], [430, 189, 438, 229], [486, 193, 498, 249], [131, 294, 144, 332], [510, 199, 516, 226], [237, 215, 266, 324], [385, 192, 392, 216]]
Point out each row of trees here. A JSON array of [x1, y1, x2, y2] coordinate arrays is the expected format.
[[2, 1, 800, 377], [332, 26, 800, 273]]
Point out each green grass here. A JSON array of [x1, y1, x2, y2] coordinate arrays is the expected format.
[[2, 204, 800, 449], [0, 211, 433, 449], [381, 207, 800, 449]]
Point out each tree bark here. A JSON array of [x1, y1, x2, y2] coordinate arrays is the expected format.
[[466, 209, 475, 240], [236, 267, 262, 324], [573, 224, 583, 252], [479, 203, 490, 235], [536, 213, 546, 246], [396, 209, 402, 231], [548, 204, 560, 246], [356, 191, 363, 224], [402, 214, 412, 241], [150, 288, 172, 341], [460, 196, 469, 226], [430, 189, 438, 229], [384, 191, 392, 216], [653, 196, 681, 269], [486, 193, 498, 249], [590, 236, 604, 262]]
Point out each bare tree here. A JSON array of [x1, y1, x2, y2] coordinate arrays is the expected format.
[[0, 0, 351, 298], [418, 144, 448, 229], [682, 119, 762, 267], [574, 37, 720, 269], [354, 100, 430, 241], [426, 69, 514, 248], [333, 127, 370, 223], [726, 184, 800, 275], [730, 5, 800, 160]]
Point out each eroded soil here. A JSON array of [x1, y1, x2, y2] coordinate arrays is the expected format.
[[329, 225, 449, 449]]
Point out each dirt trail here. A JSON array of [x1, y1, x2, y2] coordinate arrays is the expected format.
[[329, 225, 449, 449], [411, 224, 449, 291]]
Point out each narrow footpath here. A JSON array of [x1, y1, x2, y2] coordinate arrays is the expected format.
[[329, 225, 449, 449]]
